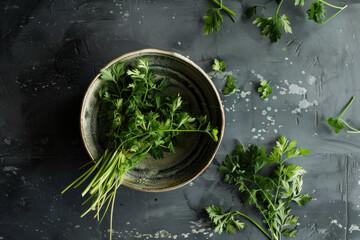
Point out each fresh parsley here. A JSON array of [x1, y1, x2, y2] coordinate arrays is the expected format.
[[307, 0, 347, 24], [63, 59, 218, 240], [205, 206, 247, 234], [212, 59, 226, 73], [206, 136, 312, 240], [203, 0, 236, 35], [222, 75, 236, 95], [258, 80, 273, 100], [326, 96, 360, 134]]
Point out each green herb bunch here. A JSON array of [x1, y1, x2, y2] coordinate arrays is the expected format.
[[206, 136, 311, 240], [63, 59, 218, 239]]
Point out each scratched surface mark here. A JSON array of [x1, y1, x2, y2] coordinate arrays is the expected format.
[[1, 0, 360, 239]]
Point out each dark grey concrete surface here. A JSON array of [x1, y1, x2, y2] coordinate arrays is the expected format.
[[1, 0, 360, 239]]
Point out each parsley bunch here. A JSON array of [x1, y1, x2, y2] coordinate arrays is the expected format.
[[206, 136, 312, 240], [63, 59, 218, 239], [326, 96, 360, 134]]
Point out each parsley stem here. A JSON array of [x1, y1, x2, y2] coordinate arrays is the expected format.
[[340, 120, 360, 133], [275, 0, 283, 15], [118, 129, 213, 149], [109, 174, 123, 240], [273, 164, 284, 206], [338, 96, 355, 119], [212, 0, 236, 22], [234, 211, 272, 240], [321, 0, 345, 10], [274, 0, 284, 28], [243, 184, 273, 239], [321, 4, 347, 24]]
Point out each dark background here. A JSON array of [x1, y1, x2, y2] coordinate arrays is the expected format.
[[1, 0, 360, 239]]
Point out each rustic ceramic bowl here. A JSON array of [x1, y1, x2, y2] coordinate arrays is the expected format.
[[80, 49, 225, 192]]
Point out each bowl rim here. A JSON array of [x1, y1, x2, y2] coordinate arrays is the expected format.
[[80, 48, 225, 192]]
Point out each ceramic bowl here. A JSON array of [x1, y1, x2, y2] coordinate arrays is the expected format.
[[80, 49, 225, 192]]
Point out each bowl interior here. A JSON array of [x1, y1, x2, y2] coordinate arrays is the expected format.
[[81, 49, 224, 191]]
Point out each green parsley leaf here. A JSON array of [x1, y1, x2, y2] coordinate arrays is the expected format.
[[325, 97, 360, 133], [253, 17, 282, 42], [203, 7, 223, 35], [279, 14, 292, 34], [258, 80, 273, 100], [325, 117, 344, 133], [205, 205, 246, 234], [212, 59, 226, 73], [282, 229, 298, 237], [222, 76, 236, 95], [253, 13, 292, 42], [307, 1, 326, 24], [292, 193, 312, 206]]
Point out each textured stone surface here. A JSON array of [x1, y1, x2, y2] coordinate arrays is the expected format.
[[1, 0, 360, 239]]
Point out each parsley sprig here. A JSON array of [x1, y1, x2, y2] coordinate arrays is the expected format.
[[63, 59, 218, 239], [212, 59, 226, 73], [206, 136, 312, 240], [258, 80, 273, 100], [222, 76, 236, 95], [253, 0, 292, 43], [203, 0, 236, 35], [307, 0, 347, 24], [326, 96, 360, 134]]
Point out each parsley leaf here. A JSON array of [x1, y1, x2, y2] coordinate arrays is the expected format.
[[253, 11, 292, 43], [307, 1, 326, 24], [205, 205, 247, 234], [203, 7, 223, 35], [326, 96, 360, 133], [279, 14, 292, 34], [203, 0, 236, 35], [63, 59, 219, 240], [307, 0, 347, 25], [212, 59, 226, 73], [325, 117, 344, 133], [222, 76, 236, 95], [253, 17, 282, 42], [207, 136, 311, 240], [258, 80, 273, 100]]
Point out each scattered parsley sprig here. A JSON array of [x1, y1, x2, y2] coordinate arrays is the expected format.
[[253, 0, 292, 43], [307, 0, 347, 24], [63, 59, 218, 240], [258, 80, 273, 100], [203, 0, 236, 35], [222, 75, 236, 95], [206, 136, 312, 240], [326, 96, 360, 134], [212, 59, 226, 73]]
